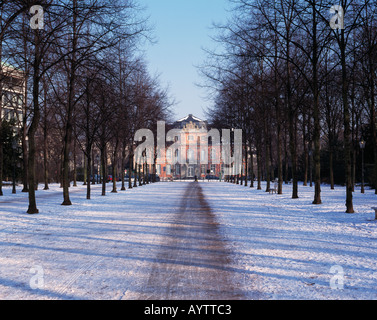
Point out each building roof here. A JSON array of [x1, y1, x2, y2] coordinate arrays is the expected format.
[[174, 114, 208, 130], [1, 61, 25, 80], [176, 114, 205, 123]]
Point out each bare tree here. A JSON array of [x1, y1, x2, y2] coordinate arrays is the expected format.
[[59, 0, 149, 206]]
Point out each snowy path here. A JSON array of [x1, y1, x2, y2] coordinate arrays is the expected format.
[[0, 181, 376, 300], [126, 182, 248, 300]]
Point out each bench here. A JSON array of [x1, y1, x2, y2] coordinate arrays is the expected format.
[[268, 182, 278, 194], [372, 207, 377, 220]]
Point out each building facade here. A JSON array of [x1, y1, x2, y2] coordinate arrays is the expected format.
[[1, 63, 25, 128], [157, 114, 223, 181]]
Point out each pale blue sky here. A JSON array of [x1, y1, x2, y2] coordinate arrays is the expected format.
[[140, 0, 230, 121]]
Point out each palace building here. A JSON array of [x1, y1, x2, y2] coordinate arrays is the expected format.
[[156, 114, 223, 180]]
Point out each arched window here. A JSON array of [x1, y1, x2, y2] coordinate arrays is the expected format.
[[187, 149, 195, 162]]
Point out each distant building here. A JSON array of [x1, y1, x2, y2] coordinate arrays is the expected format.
[[1, 63, 25, 129], [157, 114, 223, 180]]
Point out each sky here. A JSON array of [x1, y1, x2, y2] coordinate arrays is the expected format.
[[140, 0, 230, 121]]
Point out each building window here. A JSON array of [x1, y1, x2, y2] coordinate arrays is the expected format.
[[188, 166, 195, 177], [166, 149, 172, 162], [156, 164, 161, 175], [200, 149, 206, 161], [187, 149, 195, 162], [210, 148, 220, 164], [166, 165, 171, 175], [188, 135, 194, 141]]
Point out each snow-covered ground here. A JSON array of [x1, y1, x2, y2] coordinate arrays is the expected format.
[[0, 182, 185, 300], [0, 181, 376, 300], [202, 181, 377, 300]]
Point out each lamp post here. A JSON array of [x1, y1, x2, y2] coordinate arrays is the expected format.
[[96, 154, 100, 184], [308, 149, 313, 188], [91, 151, 95, 185], [360, 138, 366, 194], [231, 128, 235, 184], [12, 140, 17, 194]]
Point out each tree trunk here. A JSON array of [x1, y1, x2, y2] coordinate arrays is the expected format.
[[43, 80, 49, 191], [61, 123, 73, 205], [121, 146, 126, 191], [111, 141, 118, 193], [287, 79, 298, 198], [244, 141, 248, 187], [27, 31, 42, 214], [133, 155, 138, 188], [312, 3, 322, 205], [289, 111, 299, 199], [275, 99, 283, 194], [303, 111, 308, 187], [21, 124, 28, 192], [62, 0, 78, 206], [249, 141, 254, 188], [264, 129, 270, 192], [283, 29, 298, 198], [0, 43, 3, 196], [86, 151, 91, 200], [0, 119, 3, 196], [368, 35, 377, 194], [142, 163, 146, 185], [372, 104, 377, 194], [101, 146, 106, 196], [73, 137, 77, 187], [273, 17, 283, 195], [21, 14, 29, 193], [129, 151, 133, 189], [138, 164, 142, 186], [284, 126, 289, 185], [111, 162, 117, 193], [257, 146, 262, 190], [340, 29, 354, 214], [43, 122, 49, 190], [329, 147, 335, 190], [83, 151, 87, 186], [0, 130, 3, 196]]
